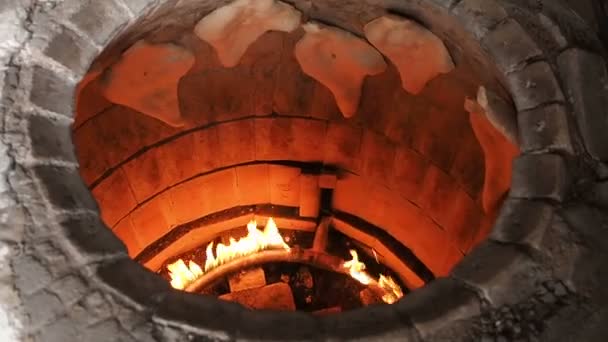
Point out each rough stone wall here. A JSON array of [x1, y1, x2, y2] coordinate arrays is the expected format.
[[0, 0, 607, 341]]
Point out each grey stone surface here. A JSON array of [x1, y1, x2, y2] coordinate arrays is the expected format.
[[557, 48, 608, 161], [481, 19, 543, 73], [41, 26, 99, 74], [238, 310, 321, 341], [32, 165, 97, 211], [28, 114, 77, 162], [58, 214, 127, 260], [29, 66, 76, 116], [97, 258, 168, 306], [69, 0, 131, 45], [510, 154, 569, 201], [452, 0, 508, 40], [476, 86, 519, 145], [590, 180, 608, 209], [12, 255, 53, 296], [490, 198, 554, 249], [321, 304, 420, 341], [121, 0, 159, 14], [396, 277, 480, 339], [23, 290, 64, 329], [0, 0, 607, 341], [518, 103, 574, 154], [452, 241, 546, 307], [507, 61, 565, 111]]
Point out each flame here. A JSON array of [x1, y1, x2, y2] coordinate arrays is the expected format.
[[343, 249, 404, 304], [167, 218, 289, 290]]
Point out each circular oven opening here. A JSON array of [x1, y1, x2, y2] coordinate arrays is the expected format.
[[73, 0, 519, 315]]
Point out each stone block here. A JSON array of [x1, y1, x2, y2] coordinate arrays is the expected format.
[[97, 258, 169, 307], [112, 216, 142, 257], [155, 132, 202, 187], [121, 147, 170, 203], [391, 146, 429, 203], [92, 167, 137, 227], [254, 117, 292, 161], [58, 214, 127, 260], [33, 165, 97, 211], [238, 310, 320, 341], [507, 62, 565, 111], [332, 175, 373, 219], [95, 105, 178, 169], [557, 48, 608, 161], [269, 165, 301, 207], [321, 304, 418, 341], [122, 0, 157, 13], [452, 241, 545, 306], [81, 320, 129, 342], [216, 119, 255, 166], [411, 106, 463, 172], [299, 174, 320, 218], [200, 168, 239, 214], [12, 255, 52, 296], [50, 275, 88, 305], [382, 194, 461, 276], [442, 189, 484, 253], [416, 165, 454, 210], [228, 268, 266, 292], [33, 317, 78, 342], [129, 193, 175, 248], [360, 130, 396, 184], [518, 103, 573, 154], [289, 118, 327, 161], [167, 176, 209, 225], [155, 291, 238, 341], [69, 0, 130, 45], [42, 25, 98, 75], [220, 282, 295, 311], [396, 277, 481, 339], [24, 291, 64, 328], [510, 154, 569, 201], [452, 0, 508, 39], [481, 19, 543, 73], [324, 122, 363, 173], [28, 114, 76, 162], [29, 66, 75, 116], [490, 198, 554, 250], [449, 130, 485, 197], [192, 126, 222, 173], [235, 164, 271, 206]]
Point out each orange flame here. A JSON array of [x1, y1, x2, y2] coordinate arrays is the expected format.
[[167, 218, 289, 290], [343, 249, 404, 304]]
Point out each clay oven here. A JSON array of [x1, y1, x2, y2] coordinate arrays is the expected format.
[[2, 0, 608, 341]]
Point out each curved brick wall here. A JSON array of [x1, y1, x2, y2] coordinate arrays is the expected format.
[[1, 0, 608, 341], [74, 14, 512, 277]]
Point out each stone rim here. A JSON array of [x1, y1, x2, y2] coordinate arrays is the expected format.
[[1, 0, 604, 340]]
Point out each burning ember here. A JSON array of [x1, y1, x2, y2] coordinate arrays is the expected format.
[[166, 218, 403, 306], [343, 249, 404, 304], [167, 218, 289, 290]]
